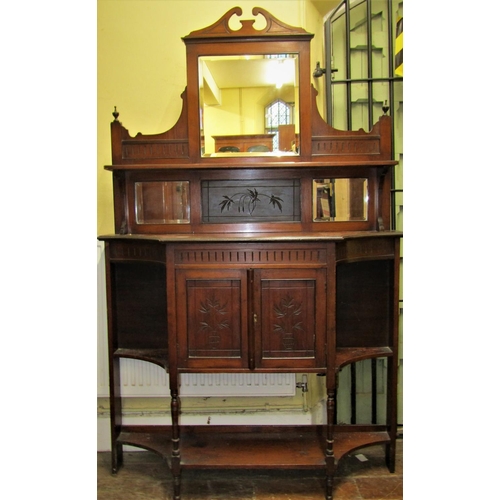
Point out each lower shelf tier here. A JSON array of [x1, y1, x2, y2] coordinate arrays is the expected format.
[[335, 347, 393, 369], [114, 348, 169, 370], [117, 425, 391, 469]]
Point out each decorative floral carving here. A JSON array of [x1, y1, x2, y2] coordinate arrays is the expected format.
[[273, 294, 303, 350], [199, 295, 230, 347], [219, 188, 283, 215]]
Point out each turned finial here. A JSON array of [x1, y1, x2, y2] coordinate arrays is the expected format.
[[112, 106, 119, 121]]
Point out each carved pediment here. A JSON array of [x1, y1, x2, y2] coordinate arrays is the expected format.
[[183, 6, 312, 40]]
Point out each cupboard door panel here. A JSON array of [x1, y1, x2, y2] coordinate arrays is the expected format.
[[176, 269, 248, 368], [255, 269, 326, 368]]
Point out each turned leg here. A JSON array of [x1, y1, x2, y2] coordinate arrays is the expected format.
[[385, 441, 396, 473], [171, 386, 181, 499], [384, 356, 398, 474], [109, 356, 123, 474], [325, 391, 336, 500], [111, 442, 123, 475]]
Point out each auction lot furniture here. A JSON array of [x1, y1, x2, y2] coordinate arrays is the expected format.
[[99, 7, 401, 500]]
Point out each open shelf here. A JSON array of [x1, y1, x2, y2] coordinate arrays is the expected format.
[[117, 425, 390, 470], [335, 346, 392, 369], [180, 426, 325, 469], [114, 348, 169, 370], [118, 426, 172, 461], [332, 425, 390, 462]]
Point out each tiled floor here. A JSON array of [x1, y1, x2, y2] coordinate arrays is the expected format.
[[97, 438, 402, 499]]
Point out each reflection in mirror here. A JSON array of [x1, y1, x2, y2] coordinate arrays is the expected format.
[[199, 54, 299, 156], [135, 181, 190, 224], [313, 179, 368, 222]]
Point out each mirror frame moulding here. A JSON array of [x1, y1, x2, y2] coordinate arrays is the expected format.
[[182, 6, 315, 162]]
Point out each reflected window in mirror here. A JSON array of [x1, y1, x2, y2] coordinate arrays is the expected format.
[[265, 99, 296, 152], [199, 54, 299, 156], [313, 179, 368, 222]]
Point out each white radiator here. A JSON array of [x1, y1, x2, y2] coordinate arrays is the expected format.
[[97, 242, 296, 398]]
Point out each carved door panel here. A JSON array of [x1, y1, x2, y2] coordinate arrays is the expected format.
[[253, 269, 326, 369], [176, 268, 248, 369]]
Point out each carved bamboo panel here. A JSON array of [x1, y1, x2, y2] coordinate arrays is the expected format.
[[201, 179, 301, 223]]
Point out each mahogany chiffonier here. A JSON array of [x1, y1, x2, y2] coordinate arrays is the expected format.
[[98, 7, 402, 499]]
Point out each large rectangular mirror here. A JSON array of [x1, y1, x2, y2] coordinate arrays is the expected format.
[[199, 54, 300, 157]]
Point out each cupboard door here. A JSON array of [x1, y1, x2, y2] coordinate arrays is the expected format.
[[176, 268, 248, 369], [254, 269, 326, 369]]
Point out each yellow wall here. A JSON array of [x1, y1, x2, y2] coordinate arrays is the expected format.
[[97, 1, 329, 432], [97, 0, 327, 235]]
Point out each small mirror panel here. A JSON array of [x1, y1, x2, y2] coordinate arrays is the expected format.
[[313, 179, 368, 222], [199, 54, 299, 157], [135, 181, 190, 224]]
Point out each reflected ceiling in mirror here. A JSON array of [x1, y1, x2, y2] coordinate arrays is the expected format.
[[199, 54, 299, 157]]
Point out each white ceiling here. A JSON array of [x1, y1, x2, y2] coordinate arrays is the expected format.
[[202, 57, 296, 90]]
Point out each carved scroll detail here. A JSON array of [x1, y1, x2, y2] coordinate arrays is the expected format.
[[183, 6, 311, 39], [310, 86, 393, 160], [111, 90, 189, 164]]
